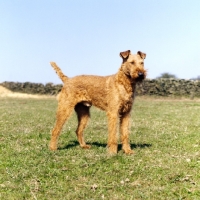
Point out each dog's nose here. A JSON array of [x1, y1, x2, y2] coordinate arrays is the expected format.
[[138, 72, 144, 78]]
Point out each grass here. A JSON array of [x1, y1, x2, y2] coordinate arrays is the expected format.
[[0, 96, 199, 200]]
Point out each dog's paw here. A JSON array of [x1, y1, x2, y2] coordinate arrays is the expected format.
[[124, 149, 134, 155], [49, 144, 57, 151], [107, 145, 118, 155], [108, 151, 117, 156], [81, 144, 91, 149], [49, 146, 57, 151]]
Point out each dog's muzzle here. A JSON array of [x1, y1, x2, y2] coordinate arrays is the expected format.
[[138, 72, 144, 79], [135, 72, 145, 82]]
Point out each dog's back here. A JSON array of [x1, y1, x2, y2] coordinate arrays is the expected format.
[[66, 74, 112, 110]]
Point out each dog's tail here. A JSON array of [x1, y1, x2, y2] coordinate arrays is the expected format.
[[50, 62, 68, 83]]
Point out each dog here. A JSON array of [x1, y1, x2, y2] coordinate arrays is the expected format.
[[50, 50, 146, 154]]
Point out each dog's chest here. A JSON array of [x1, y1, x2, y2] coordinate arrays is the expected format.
[[119, 99, 133, 115], [118, 84, 135, 114]]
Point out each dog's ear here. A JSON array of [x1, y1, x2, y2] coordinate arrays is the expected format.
[[120, 50, 131, 60], [137, 51, 146, 59]]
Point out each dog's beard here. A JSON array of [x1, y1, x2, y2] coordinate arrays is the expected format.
[[122, 68, 146, 82], [136, 74, 145, 82], [128, 73, 145, 82]]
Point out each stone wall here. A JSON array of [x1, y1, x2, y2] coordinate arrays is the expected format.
[[1, 79, 200, 97], [137, 79, 200, 97]]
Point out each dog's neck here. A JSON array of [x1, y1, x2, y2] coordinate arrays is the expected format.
[[116, 69, 136, 94]]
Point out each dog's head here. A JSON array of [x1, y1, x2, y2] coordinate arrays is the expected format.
[[120, 50, 147, 82]]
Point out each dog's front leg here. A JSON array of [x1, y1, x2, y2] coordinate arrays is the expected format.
[[106, 111, 118, 154], [120, 113, 134, 154]]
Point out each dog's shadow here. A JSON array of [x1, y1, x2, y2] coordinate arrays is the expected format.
[[59, 141, 152, 151]]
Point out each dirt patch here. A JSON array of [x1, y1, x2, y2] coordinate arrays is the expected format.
[[0, 86, 55, 99]]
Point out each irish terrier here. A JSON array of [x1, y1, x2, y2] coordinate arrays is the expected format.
[[50, 50, 146, 154]]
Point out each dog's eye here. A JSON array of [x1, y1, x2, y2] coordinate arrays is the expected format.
[[131, 61, 135, 64]]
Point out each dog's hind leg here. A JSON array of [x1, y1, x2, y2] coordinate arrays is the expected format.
[[49, 101, 74, 151], [120, 113, 134, 154], [75, 103, 91, 149]]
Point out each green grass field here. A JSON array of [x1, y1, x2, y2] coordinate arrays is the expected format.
[[0, 97, 199, 200]]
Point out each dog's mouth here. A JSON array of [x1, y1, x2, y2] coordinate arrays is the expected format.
[[126, 72, 146, 82], [136, 72, 145, 82]]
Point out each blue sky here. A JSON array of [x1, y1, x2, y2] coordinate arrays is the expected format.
[[1, 1, 200, 84]]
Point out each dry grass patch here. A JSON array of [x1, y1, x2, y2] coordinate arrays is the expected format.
[[0, 85, 54, 99]]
